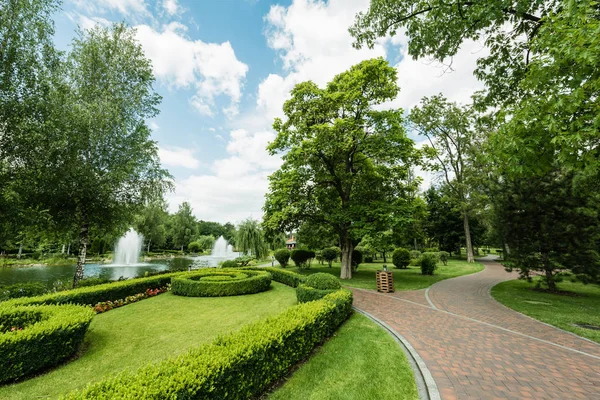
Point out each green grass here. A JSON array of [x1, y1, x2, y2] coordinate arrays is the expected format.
[[0, 283, 297, 400], [287, 259, 484, 291], [491, 279, 600, 343], [268, 313, 418, 400]]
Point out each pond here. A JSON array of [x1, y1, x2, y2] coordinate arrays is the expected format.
[[0, 257, 194, 288]]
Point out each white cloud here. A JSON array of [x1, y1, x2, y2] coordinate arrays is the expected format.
[[66, 13, 112, 30], [148, 121, 160, 131], [159, 147, 200, 169], [162, 0, 180, 16], [72, 0, 148, 18], [134, 23, 249, 117]]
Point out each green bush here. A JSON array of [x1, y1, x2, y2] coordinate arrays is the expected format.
[[423, 247, 439, 253], [171, 269, 271, 297], [221, 260, 239, 268], [7, 273, 181, 307], [234, 256, 255, 266], [420, 252, 439, 275], [63, 289, 353, 400], [351, 249, 362, 271], [296, 284, 338, 303], [304, 273, 341, 290], [409, 250, 421, 259], [274, 249, 291, 267], [364, 256, 374, 263], [0, 282, 47, 301], [392, 248, 411, 269], [187, 241, 202, 253], [321, 247, 339, 267], [77, 277, 111, 287], [248, 267, 306, 287], [0, 303, 94, 383], [291, 249, 314, 269], [439, 251, 450, 266]]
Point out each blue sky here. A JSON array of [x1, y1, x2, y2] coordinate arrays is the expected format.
[[54, 0, 483, 223]]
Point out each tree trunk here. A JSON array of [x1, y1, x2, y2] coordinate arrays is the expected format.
[[382, 251, 387, 263], [67, 243, 71, 255], [147, 240, 151, 254], [340, 234, 353, 280], [542, 253, 557, 292], [463, 210, 475, 263], [17, 243, 22, 259], [73, 219, 89, 288], [61, 244, 65, 254]]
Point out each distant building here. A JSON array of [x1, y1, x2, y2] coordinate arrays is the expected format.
[[286, 235, 297, 250]]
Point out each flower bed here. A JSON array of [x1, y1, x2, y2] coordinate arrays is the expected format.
[[0, 303, 94, 383], [171, 269, 272, 297], [93, 287, 168, 314]]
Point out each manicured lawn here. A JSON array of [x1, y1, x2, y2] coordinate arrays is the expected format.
[[491, 279, 600, 343], [0, 283, 297, 400], [268, 313, 418, 400], [287, 259, 484, 291]]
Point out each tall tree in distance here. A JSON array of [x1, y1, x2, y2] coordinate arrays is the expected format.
[[171, 202, 196, 252], [263, 58, 419, 279], [410, 95, 478, 262], [135, 200, 169, 252], [236, 218, 269, 260]]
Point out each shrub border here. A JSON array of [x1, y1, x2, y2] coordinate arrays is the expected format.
[[171, 269, 272, 297]]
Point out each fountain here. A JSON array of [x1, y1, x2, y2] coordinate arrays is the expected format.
[[195, 236, 238, 267], [112, 228, 145, 266]]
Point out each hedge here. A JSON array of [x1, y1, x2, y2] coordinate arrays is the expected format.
[[171, 270, 271, 297], [7, 273, 182, 307], [62, 289, 353, 400], [246, 267, 306, 288], [0, 303, 94, 383], [296, 284, 339, 303], [304, 273, 341, 290]]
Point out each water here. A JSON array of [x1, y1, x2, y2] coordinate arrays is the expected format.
[[195, 236, 238, 267], [113, 228, 144, 266]]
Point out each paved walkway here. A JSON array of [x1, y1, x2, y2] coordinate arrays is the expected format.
[[353, 257, 600, 400]]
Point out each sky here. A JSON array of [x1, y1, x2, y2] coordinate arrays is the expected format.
[[53, 0, 485, 224]]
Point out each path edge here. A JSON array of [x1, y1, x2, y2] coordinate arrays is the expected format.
[[353, 307, 441, 400]]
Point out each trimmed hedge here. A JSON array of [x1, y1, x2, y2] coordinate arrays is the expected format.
[[392, 248, 411, 269], [296, 284, 338, 303], [7, 273, 182, 307], [0, 303, 94, 383], [247, 267, 306, 288], [290, 249, 314, 269], [274, 249, 291, 267], [304, 273, 341, 290], [0, 282, 47, 301], [221, 260, 239, 268], [63, 289, 353, 400], [171, 270, 271, 297]]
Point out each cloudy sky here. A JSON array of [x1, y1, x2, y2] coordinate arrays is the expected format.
[[54, 0, 484, 223]]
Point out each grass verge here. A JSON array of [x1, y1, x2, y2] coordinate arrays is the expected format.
[[287, 259, 483, 291], [267, 313, 418, 400], [491, 279, 600, 343], [0, 283, 297, 400]]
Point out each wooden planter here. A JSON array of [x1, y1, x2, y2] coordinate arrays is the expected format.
[[376, 270, 394, 293]]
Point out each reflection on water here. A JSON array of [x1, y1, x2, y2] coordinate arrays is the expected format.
[[0, 258, 194, 287]]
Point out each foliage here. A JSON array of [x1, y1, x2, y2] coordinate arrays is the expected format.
[[171, 270, 272, 297], [296, 284, 339, 303], [439, 251, 450, 266], [0, 303, 94, 383], [409, 250, 421, 260], [304, 273, 342, 290], [93, 288, 166, 313], [419, 252, 439, 275], [77, 278, 111, 288], [195, 235, 215, 252], [351, 249, 363, 271], [171, 202, 196, 251], [236, 218, 269, 259], [424, 186, 463, 254], [247, 267, 307, 288], [291, 249, 315, 269], [392, 248, 411, 269], [134, 201, 168, 251], [221, 260, 239, 269], [321, 247, 340, 268], [234, 255, 255, 266], [274, 248, 291, 268], [263, 58, 419, 280], [187, 241, 202, 253], [62, 289, 353, 399], [0, 282, 47, 301]]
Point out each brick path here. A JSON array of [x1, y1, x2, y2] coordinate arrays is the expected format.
[[352, 257, 600, 400]]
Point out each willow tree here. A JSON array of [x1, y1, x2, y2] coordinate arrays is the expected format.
[[263, 58, 418, 279], [236, 218, 269, 259]]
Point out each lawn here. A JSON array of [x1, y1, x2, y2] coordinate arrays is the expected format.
[[287, 259, 484, 291], [268, 313, 419, 400], [0, 283, 297, 400], [491, 279, 600, 343]]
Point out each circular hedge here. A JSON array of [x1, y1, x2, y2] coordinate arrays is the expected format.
[[171, 269, 272, 297], [297, 273, 342, 303], [0, 303, 94, 383]]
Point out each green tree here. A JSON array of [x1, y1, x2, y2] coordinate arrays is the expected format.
[[263, 58, 419, 279], [424, 186, 463, 255], [410, 95, 479, 262], [196, 235, 215, 252], [134, 200, 168, 252], [171, 202, 196, 251], [236, 218, 269, 259]]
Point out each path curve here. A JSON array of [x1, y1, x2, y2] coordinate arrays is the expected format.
[[352, 257, 600, 400]]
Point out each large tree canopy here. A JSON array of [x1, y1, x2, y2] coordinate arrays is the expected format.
[[263, 58, 419, 279]]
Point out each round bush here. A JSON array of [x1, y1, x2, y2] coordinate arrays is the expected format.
[[296, 284, 339, 303], [291, 249, 315, 269], [221, 260, 239, 268], [0, 303, 94, 383], [171, 269, 271, 297], [274, 249, 291, 267], [439, 251, 450, 265], [419, 252, 439, 275], [321, 247, 339, 267], [392, 248, 411, 269], [304, 273, 341, 290], [409, 250, 421, 260]]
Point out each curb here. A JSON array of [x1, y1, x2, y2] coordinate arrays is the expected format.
[[353, 307, 441, 400]]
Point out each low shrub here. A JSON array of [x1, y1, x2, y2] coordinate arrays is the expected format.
[[423, 247, 439, 253], [274, 249, 291, 268], [291, 249, 315, 269], [409, 250, 421, 259], [234, 256, 255, 266], [0, 303, 94, 383], [392, 248, 411, 269], [0, 282, 47, 301], [304, 273, 341, 290], [63, 289, 353, 400], [296, 284, 339, 303], [364, 256, 374, 263], [77, 277, 110, 287], [439, 251, 450, 266], [221, 260, 239, 268], [187, 241, 202, 253], [352, 249, 363, 271], [420, 252, 439, 275], [171, 270, 271, 297], [321, 247, 339, 267], [248, 267, 306, 287]]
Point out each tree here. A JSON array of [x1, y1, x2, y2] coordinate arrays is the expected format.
[[264, 58, 418, 279], [171, 202, 196, 251], [321, 247, 340, 268], [410, 95, 478, 262], [424, 186, 463, 255], [135, 200, 168, 252], [236, 218, 269, 259], [196, 235, 215, 252]]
